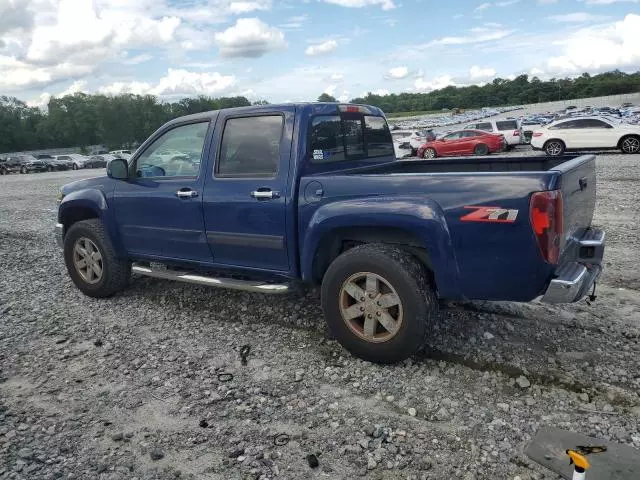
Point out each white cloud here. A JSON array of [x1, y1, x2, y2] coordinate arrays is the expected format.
[[215, 18, 286, 57], [469, 65, 496, 79], [0, 54, 94, 90], [324, 85, 337, 96], [388, 66, 408, 79], [546, 14, 640, 74], [27, 93, 51, 110], [370, 88, 390, 95], [330, 73, 344, 81], [58, 80, 88, 97], [0, 0, 34, 35], [475, 2, 491, 10], [122, 53, 153, 65], [305, 39, 338, 56], [98, 69, 235, 97], [582, 0, 638, 4], [427, 29, 514, 46], [548, 12, 610, 22], [321, 0, 396, 11], [414, 75, 457, 92], [228, 1, 272, 14], [279, 14, 308, 29]]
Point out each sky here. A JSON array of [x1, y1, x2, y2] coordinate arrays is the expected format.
[[0, 0, 639, 107]]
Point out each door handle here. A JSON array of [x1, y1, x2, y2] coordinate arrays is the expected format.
[[251, 190, 280, 199], [176, 189, 198, 198]]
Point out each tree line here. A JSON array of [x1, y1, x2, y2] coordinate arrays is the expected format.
[[1, 70, 639, 153]]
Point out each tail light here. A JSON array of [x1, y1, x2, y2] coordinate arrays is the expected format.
[[532, 132, 543, 137], [513, 130, 520, 136], [530, 190, 563, 264]]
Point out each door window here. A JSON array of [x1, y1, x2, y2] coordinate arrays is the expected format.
[[217, 115, 283, 177], [135, 122, 209, 178], [582, 119, 613, 129], [461, 130, 481, 138], [443, 132, 463, 140], [476, 122, 493, 131]]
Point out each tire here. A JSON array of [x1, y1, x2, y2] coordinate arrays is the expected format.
[[474, 144, 489, 155], [63, 219, 131, 298], [422, 148, 437, 159], [619, 135, 640, 154], [321, 244, 438, 364], [544, 140, 565, 156], [47, 165, 53, 172], [72, 164, 78, 170], [20, 166, 27, 174]]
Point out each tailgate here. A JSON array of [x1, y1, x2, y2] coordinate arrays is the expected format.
[[552, 154, 596, 250]]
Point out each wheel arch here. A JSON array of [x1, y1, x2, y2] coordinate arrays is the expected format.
[[301, 197, 462, 299], [618, 133, 640, 149]]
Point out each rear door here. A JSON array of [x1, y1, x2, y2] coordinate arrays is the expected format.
[[202, 108, 295, 272], [579, 118, 618, 148]]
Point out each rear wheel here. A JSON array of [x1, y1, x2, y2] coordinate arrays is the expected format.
[[620, 135, 640, 154], [20, 166, 27, 174], [321, 244, 438, 364], [474, 144, 489, 155], [423, 148, 436, 159], [544, 140, 565, 156], [63, 219, 131, 298], [72, 164, 78, 170], [47, 165, 53, 172]]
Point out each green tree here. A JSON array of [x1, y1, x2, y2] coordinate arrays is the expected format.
[[317, 93, 337, 102]]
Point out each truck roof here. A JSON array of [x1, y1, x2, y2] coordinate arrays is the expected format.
[[165, 102, 386, 127]]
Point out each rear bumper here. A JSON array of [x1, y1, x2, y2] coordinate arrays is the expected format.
[[541, 229, 604, 303]]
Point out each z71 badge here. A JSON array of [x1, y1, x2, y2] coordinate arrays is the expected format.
[[460, 206, 519, 223]]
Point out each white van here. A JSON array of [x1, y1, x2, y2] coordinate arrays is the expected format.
[[464, 118, 522, 148]]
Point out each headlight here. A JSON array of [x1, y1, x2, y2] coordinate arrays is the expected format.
[[56, 190, 65, 203]]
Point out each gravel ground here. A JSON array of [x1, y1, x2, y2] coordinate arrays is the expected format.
[[1, 152, 639, 480]]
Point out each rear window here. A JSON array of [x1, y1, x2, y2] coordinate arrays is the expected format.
[[310, 114, 393, 163], [496, 120, 518, 131]]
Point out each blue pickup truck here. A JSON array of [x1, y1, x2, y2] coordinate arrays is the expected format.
[[55, 103, 604, 363]]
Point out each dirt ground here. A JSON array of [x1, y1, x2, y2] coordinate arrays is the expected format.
[[1, 150, 639, 480]]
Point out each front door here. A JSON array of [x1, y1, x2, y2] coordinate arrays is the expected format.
[[202, 108, 294, 272], [113, 120, 214, 263]]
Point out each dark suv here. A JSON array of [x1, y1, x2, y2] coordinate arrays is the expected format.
[[9, 155, 47, 174]]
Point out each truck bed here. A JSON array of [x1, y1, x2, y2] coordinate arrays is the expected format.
[[334, 154, 582, 175]]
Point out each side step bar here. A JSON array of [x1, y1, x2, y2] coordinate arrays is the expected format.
[[132, 264, 291, 294]]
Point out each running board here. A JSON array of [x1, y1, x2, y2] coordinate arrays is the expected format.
[[132, 265, 291, 294]]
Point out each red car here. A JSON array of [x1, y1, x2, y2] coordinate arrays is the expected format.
[[417, 129, 506, 159]]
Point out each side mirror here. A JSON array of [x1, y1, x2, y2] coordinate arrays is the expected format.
[[107, 158, 128, 180]]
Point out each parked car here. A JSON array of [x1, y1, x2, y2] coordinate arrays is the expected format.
[[7, 155, 47, 173], [391, 131, 413, 158], [418, 129, 505, 158], [110, 150, 132, 160], [56, 154, 89, 170], [530, 117, 640, 156], [36, 153, 73, 171], [464, 119, 522, 149], [0, 156, 22, 174], [85, 155, 115, 169], [54, 103, 604, 364]]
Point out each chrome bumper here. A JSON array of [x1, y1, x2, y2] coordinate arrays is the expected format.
[[55, 223, 64, 248], [542, 229, 604, 304]]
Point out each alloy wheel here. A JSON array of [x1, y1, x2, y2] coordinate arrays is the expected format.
[[622, 137, 640, 154], [73, 237, 103, 285], [339, 272, 403, 343], [546, 141, 563, 156]]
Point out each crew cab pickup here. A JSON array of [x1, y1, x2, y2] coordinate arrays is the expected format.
[[55, 103, 604, 363]]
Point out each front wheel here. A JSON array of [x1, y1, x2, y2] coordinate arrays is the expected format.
[[20, 166, 27, 174], [620, 135, 640, 154], [63, 219, 131, 298], [321, 244, 438, 364], [72, 164, 78, 170]]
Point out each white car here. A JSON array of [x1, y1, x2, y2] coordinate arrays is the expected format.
[[110, 149, 132, 160], [55, 154, 89, 170], [530, 117, 640, 156], [391, 130, 434, 154], [464, 119, 522, 148]]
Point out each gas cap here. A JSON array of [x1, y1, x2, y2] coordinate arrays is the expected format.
[[304, 180, 324, 203]]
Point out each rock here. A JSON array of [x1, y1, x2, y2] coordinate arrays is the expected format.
[[516, 376, 531, 388], [111, 432, 124, 442], [149, 449, 164, 461], [229, 448, 244, 458], [367, 457, 377, 470], [364, 425, 375, 437], [496, 403, 509, 412], [578, 393, 590, 403], [17, 448, 33, 460], [483, 332, 495, 340], [294, 370, 304, 382], [435, 407, 451, 421], [306, 453, 319, 468], [408, 408, 417, 417], [524, 397, 536, 406]]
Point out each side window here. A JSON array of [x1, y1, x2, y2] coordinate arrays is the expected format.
[[549, 121, 572, 130], [496, 120, 518, 131], [461, 131, 480, 138], [311, 116, 346, 162], [364, 115, 393, 157], [476, 122, 493, 131], [217, 115, 283, 177], [444, 132, 462, 140], [136, 122, 209, 178], [584, 119, 613, 129]]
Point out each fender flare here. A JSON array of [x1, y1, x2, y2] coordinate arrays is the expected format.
[[301, 196, 462, 299]]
